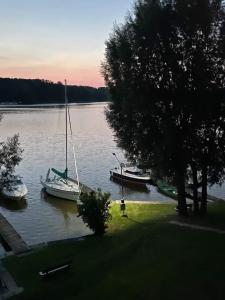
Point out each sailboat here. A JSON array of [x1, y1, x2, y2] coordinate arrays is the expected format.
[[41, 80, 80, 201]]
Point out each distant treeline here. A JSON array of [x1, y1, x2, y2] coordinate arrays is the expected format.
[[0, 78, 108, 104]]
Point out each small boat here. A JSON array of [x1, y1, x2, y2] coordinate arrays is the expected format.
[[110, 166, 151, 185], [41, 80, 80, 202], [157, 180, 178, 199], [1, 178, 28, 200], [110, 176, 150, 193]]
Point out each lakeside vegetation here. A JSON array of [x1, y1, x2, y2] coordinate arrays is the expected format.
[[4, 202, 225, 300], [0, 78, 107, 104]]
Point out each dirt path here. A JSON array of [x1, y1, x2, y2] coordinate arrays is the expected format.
[[169, 220, 225, 234]]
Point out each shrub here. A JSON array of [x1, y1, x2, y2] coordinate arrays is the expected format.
[[78, 189, 111, 235]]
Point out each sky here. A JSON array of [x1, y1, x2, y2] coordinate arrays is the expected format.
[[0, 0, 134, 87]]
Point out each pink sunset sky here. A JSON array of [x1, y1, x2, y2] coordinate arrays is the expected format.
[[0, 0, 133, 87]]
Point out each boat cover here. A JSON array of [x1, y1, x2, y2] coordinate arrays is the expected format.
[[51, 168, 68, 179]]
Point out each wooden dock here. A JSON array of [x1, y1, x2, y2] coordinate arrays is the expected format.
[[79, 182, 93, 194], [185, 188, 223, 202], [0, 213, 29, 255], [70, 178, 93, 194]]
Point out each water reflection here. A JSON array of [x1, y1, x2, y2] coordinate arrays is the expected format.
[[0, 197, 27, 211], [0, 103, 173, 245], [41, 190, 78, 226]]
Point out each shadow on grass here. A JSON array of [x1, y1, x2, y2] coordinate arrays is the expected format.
[[6, 203, 225, 300], [174, 201, 225, 230], [127, 216, 143, 224]]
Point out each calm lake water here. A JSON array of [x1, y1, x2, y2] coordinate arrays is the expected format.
[[0, 102, 224, 245]]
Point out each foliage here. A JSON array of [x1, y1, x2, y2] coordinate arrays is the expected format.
[[103, 0, 225, 215], [0, 134, 23, 187], [0, 78, 107, 104], [78, 189, 111, 235]]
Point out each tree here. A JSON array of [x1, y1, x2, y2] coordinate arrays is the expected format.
[[0, 78, 108, 104], [103, 0, 225, 215], [77, 190, 111, 235]]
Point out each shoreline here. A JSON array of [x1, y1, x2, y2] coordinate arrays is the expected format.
[[0, 201, 175, 258], [114, 199, 175, 204]]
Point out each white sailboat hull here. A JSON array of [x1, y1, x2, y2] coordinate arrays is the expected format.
[[41, 179, 79, 202]]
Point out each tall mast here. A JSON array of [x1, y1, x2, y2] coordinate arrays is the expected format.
[[65, 79, 68, 178]]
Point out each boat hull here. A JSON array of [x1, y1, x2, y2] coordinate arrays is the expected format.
[[110, 176, 150, 192], [1, 184, 28, 201], [157, 180, 178, 200], [110, 170, 151, 185], [41, 180, 79, 202]]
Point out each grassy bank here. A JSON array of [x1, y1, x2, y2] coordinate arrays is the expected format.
[[3, 202, 225, 300]]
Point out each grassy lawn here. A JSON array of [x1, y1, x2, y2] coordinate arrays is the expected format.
[[176, 201, 225, 230], [3, 202, 225, 300]]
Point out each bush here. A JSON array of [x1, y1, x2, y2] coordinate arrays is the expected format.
[[78, 189, 111, 235]]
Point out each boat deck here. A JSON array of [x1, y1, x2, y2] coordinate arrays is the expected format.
[[0, 213, 29, 255], [69, 178, 93, 194]]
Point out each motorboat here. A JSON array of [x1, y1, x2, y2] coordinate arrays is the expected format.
[[1, 178, 28, 200], [110, 175, 151, 193], [110, 165, 151, 184]]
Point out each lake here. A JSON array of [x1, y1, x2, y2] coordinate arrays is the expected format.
[[0, 102, 224, 245]]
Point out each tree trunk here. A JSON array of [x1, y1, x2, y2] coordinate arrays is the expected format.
[[191, 163, 199, 214], [176, 169, 187, 216], [200, 164, 207, 215]]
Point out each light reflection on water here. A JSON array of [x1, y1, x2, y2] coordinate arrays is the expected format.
[[1, 102, 223, 245]]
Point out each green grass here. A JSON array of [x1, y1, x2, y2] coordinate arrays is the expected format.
[[3, 202, 225, 300]]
